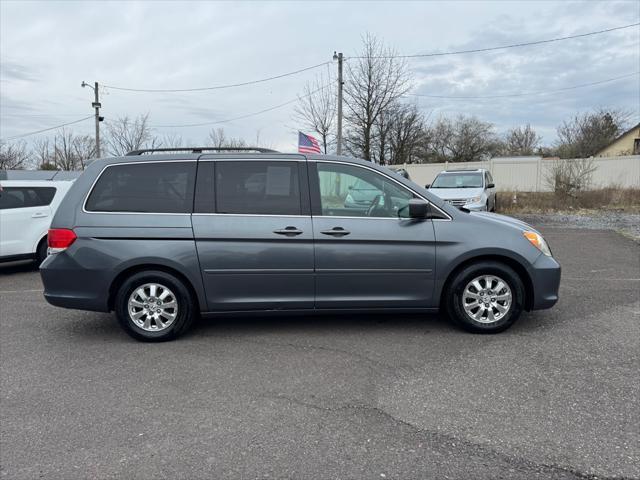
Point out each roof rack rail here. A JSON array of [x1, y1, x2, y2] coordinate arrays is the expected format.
[[126, 147, 279, 156]]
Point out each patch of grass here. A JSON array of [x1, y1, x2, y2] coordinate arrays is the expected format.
[[497, 187, 640, 214]]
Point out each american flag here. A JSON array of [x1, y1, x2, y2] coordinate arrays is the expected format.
[[298, 131, 322, 154]]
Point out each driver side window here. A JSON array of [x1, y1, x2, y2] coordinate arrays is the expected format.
[[316, 163, 415, 218]]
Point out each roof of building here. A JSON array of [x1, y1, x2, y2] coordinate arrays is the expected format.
[[595, 122, 640, 155]]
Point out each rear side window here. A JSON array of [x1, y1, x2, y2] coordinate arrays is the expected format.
[[215, 161, 301, 215], [0, 187, 56, 210], [85, 162, 196, 213]]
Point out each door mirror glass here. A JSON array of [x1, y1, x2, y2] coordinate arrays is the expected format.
[[487, 183, 495, 189], [408, 199, 429, 219]]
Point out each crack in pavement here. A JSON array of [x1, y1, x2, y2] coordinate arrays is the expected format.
[[226, 336, 415, 373], [263, 393, 629, 480]]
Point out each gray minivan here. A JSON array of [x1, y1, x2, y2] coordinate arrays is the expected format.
[[40, 148, 560, 341]]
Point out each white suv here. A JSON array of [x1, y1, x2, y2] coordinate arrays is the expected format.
[[0, 180, 73, 264]]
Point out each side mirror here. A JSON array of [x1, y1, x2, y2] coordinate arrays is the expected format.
[[424, 184, 431, 189], [487, 183, 495, 189], [408, 199, 429, 219]]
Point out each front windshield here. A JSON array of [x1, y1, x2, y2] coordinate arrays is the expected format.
[[431, 172, 483, 188]]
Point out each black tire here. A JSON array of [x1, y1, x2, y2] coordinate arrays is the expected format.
[[36, 237, 48, 265], [445, 261, 524, 334], [114, 270, 196, 342]]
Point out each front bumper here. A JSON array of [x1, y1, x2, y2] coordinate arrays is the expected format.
[[529, 254, 561, 310]]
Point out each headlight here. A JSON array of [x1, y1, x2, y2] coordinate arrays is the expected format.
[[467, 196, 482, 204], [524, 231, 552, 256]]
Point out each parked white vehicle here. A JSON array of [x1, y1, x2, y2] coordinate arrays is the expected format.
[[427, 169, 497, 212], [0, 180, 74, 264]]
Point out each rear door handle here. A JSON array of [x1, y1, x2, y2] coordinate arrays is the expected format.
[[320, 227, 350, 237], [32, 212, 48, 218], [273, 226, 303, 236]]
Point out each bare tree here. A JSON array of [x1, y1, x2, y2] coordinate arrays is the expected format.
[[294, 72, 335, 154], [207, 127, 247, 149], [160, 133, 185, 148], [0, 140, 31, 169], [545, 157, 597, 197], [555, 108, 630, 158], [344, 34, 410, 161], [501, 124, 541, 156], [420, 115, 499, 163], [33, 138, 56, 170], [387, 103, 425, 165], [51, 128, 96, 170], [105, 114, 159, 156]]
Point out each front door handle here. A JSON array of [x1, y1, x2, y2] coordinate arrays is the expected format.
[[320, 227, 351, 237], [273, 226, 303, 236], [32, 212, 48, 218]]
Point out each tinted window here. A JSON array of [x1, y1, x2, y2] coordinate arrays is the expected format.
[[215, 161, 301, 215], [85, 162, 195, 213], [0, 187, 56, 210], [316, 163, 414, 218]]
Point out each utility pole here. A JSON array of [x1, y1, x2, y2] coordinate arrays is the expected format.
[[81, 81, 103, 158], [333, 51, 344, 155]]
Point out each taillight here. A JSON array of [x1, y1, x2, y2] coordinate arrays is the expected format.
[[48, 228, 77, 253]]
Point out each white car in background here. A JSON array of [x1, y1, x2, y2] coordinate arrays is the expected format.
[[0, 180, 74, 264], [427, 169, 497, 212]]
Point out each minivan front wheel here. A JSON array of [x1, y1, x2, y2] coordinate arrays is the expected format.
[[446, 261, 524, 333], [114, 271, 196, 342]]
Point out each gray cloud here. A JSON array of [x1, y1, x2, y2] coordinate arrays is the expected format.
[[0, 0, 638, 149], [0, 61, 38, 82]]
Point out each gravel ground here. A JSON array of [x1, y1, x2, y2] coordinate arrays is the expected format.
[[514, 211, 640, 241]]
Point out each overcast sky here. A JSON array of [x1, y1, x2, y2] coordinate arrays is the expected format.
[[1, 0, 639, 153]]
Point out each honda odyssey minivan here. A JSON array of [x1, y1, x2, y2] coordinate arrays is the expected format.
[[40, 148, 560, 341]]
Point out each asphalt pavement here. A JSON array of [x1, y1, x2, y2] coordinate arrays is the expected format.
[[1, 226, 638, 480]]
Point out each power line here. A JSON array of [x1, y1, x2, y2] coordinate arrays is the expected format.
[[103, 61, 332, 93], [148, 83, 331, 129], [407, 72, 640, 99], [349, 23, 640, 59], [2, 115, 94, 141]]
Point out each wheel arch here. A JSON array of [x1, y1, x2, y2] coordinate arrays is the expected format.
[[108, 263, 204, 312], [33, 231, 49, 254], [439, 254, 534, 311]]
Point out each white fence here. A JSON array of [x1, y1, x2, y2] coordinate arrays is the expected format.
[[403, 155, 640, 192]]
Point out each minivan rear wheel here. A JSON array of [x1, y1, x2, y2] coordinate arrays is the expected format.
[[445, 261, 524, 333], [114, 271, 196, 342]]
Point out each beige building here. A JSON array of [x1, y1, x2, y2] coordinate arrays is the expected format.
[[596, 123, 640, 156]]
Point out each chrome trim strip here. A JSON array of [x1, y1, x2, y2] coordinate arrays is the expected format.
[[82, 160, 197, 215], [192, 213, 311, 218], [313, 215, 414, 221], [312, 159, 452, 221]]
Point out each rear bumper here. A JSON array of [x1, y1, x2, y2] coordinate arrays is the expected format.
[[40, 252, 110, 312], [529, 254, 561, 310]]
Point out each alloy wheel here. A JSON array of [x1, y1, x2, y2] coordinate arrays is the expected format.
[[462, 275, 512, 324], [127, 283, 178, 332]]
